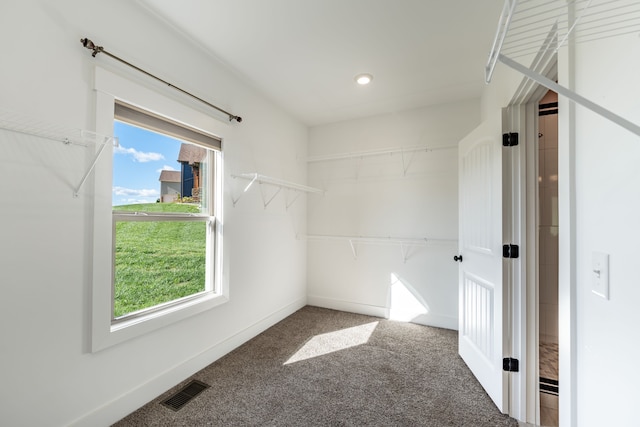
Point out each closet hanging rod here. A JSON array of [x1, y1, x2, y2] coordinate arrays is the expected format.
[[307, 145, 455, 163], [303, 234, 456, 262], [303, 235, 456, 244], [80, 38, 242, 123]]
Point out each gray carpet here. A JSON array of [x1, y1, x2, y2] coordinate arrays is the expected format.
[[114, 306, 518, 426]]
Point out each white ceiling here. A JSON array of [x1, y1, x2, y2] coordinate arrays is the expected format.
[[138, 0, 504, 127]]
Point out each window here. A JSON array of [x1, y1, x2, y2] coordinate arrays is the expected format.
[[112, 102, 219, 321], [92, 67, 227, 351]]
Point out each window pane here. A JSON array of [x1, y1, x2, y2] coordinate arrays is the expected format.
[[113, 219, 207, 318], [113, 120, 210, 214], [112, 119, 213, 320]]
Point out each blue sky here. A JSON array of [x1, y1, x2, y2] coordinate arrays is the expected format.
[[112, 121, 182, 206]]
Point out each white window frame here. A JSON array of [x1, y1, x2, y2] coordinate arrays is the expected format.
[[91, 67, 228, 352]]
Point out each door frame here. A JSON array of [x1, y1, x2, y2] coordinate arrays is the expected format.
[[505, 47, 577, 426], [502, 98, 540, 424]]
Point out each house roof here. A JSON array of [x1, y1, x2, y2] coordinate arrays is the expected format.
[[177, 143, 206, 165], [159, 170, 181, 183]]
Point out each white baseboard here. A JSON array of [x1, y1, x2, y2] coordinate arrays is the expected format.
[[71, 297, 306, 427], [409, 312, 458, 331], [307, 295, 388, 318], [308, 295, 457, 331]]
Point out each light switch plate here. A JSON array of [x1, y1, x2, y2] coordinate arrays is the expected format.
[[591, 252, 609, 300]]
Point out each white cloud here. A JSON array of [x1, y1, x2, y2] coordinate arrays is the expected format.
[[157, 165, 178, 173], [124, 198, 156, 204], [113, 187, 159, 197], [114, 145, 164, 162]]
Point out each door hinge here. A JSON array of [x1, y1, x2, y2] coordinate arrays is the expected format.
[[502, 132, 519, 147], [503, 357, 519, 372], [503, 244, 519, 259]]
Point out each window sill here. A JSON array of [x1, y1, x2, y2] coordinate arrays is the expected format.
[[92, 292, 228, 352]]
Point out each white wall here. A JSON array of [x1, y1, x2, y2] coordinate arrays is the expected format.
[[482, 12, 640, 425], [307, 101, 480, 329], [0, 0, 307, 425], [570, 32, 640, 427]]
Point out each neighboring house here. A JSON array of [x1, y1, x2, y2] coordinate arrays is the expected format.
[[177, 143, 206, 200], [158, 170, 180, 202]]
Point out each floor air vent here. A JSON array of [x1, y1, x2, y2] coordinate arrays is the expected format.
[[161, 380, 210, 411]]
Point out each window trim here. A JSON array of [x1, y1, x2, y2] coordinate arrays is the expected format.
[[91, 66, 228, 352]]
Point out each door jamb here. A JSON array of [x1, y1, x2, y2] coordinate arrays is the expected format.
[[504, 61, 557, 424]]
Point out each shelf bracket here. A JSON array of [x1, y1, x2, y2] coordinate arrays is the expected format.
[[232, 173, 258, 207], [400, 243, 409, 263], [400, 147, 418, 177], [348, 239, 358, 259], [485, 0, 518, 84], [0, 115, 118, 198], [73, 134, 117, 197], [261, 184, 282, 209], [285, 190, 303, 210], [352, 156, 363, 180], [498, 54, 640, 138]]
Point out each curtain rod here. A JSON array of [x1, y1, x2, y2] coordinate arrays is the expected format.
[[80, 38, 242, 123]]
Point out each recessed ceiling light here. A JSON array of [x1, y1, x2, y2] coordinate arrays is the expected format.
[[355, 73, 373, 85]]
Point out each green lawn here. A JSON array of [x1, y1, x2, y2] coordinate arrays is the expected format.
[[113, 203, 206, 318]]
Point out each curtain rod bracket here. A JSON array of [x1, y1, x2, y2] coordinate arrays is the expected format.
[[80, 38, 242, 123]]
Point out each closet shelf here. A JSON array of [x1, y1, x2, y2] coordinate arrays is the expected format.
[[486, 0, 640, 138], [0, 112, 118, 197], [230, 173, 324, 208], [307, 144, 455, 163], [308, 144, 456, 177], [302, 234, 456, 263]]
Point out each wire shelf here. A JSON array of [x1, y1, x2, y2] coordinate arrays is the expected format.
[[501, 0, 640, 60], [231, 173, 324, 208], [0, 111, 119, 197], [0, 111, 115, 147], [485, 0, 640, 138], [487, 0, 640, 81], [302, 234, 456, 263]]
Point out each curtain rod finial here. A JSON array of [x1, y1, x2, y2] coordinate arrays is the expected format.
[[80, 38, 103, 57]]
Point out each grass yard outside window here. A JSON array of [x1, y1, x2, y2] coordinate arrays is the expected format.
[[113, 203, 207, 318]]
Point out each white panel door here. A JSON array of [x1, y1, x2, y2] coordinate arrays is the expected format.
[[458, 115, 507, 412]]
